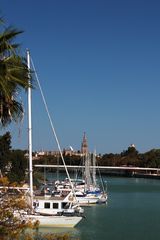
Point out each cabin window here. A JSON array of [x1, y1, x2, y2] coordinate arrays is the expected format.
[[53, 203, 58, 209], [62, 202, 69, 209], [44, 202, 50, 208]]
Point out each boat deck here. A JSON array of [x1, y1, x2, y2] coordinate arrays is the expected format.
[[34, 195, 65, 201]]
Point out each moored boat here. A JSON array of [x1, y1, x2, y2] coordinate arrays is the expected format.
[[25, 51, 84, 227]]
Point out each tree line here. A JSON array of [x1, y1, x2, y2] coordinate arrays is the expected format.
[[1, 131, 160, 185], [34, 145, 160, 169], [99, 146, 160, 168]]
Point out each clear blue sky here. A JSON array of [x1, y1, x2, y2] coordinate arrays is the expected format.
[[1, 0, 160, 154]]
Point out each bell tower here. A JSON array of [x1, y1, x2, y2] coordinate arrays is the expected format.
[[81, 132, 88, 155]]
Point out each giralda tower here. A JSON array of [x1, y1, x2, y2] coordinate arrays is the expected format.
[[81, 132, 89, 155]]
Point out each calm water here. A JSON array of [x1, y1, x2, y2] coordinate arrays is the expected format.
[[39, 176, 160, 240]]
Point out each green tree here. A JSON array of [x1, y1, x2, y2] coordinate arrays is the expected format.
[[0, 177, 38, 240], [0, 131, 11, 174], [0, 18, 31, 127], [7, 149, 27, 183], [121, 146, 138, 158]]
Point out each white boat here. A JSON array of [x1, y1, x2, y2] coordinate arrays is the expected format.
[[86, 150, 108, 204], [25, 51, 84, 227], [74, 191, 100, 205], [26, 214, 82, 228], [55, 179, 100, 205], [52, 145, 108, 206], [68, 148, 108, 205], [51, 134, 107, 206]]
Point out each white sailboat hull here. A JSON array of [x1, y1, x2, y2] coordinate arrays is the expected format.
[[27, 214, 82, 228], [76, 196, 99, 205]]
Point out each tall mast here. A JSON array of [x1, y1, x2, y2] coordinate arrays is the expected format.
[[27, 50, 33, 206], [92, 150, 97, 188], [85, 153, 91, 190]]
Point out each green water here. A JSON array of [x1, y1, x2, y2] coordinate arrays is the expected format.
[[39, 176, 160, 240]]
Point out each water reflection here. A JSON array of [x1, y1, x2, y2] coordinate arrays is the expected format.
[[37, 227, 80, 238]]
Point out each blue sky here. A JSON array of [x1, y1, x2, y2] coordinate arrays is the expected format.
[[1, 0, 160, 154]]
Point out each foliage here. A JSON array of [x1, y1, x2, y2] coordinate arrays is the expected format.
[[0, 131, 11, 174], [33, 146, 160, 170], [139, 149, 160, 168], [32, 171, 45, 188], [0, 177, 75, 240], [0, 186, 74, 240], [0, 177, 39, 240], [98, 146, 160, 168], [0, 132, 28, 183], [0, 17, 32, 127], [7, 149, 28, 183], [23, 232, 75, 240], [64, 155, 81, 166]]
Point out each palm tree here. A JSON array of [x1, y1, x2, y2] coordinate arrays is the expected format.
[[0, 20, 31, 127]]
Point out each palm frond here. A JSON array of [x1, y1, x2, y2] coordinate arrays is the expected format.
[[0, 20, 34, 127]]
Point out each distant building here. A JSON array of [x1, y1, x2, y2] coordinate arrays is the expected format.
[[130, 144, 136, 148], [32, 132, 90, 159], [81, 132, 89, 155]]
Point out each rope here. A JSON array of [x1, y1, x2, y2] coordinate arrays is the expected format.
[[97, 163, 106, 193]]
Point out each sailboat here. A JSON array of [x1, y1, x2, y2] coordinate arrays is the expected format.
[[73, 134, 107, 204], [55, 135, 107, 205], [84, 151, 108, 204], [55, 153, 107, 206], [73, 151, 107, 205], [24, 50, 84, 227]]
